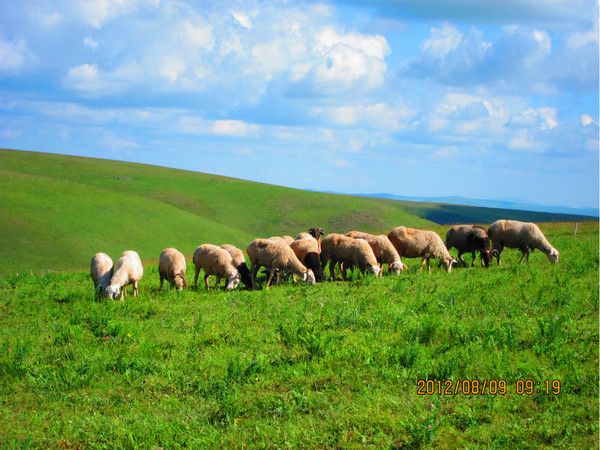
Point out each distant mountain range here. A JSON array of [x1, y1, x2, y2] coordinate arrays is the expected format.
[[353, 193, 599, 219]]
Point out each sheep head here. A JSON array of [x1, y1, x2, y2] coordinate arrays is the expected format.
[[388, 261, 403, 275], [303, 270, 316, 285], [105, 285, 120, 300], [174, 273, 186, 290], [442, 257, 455, 273], [547, 248, 559, 264], [480, 249, 492, 268], [225, 273, 241, 290]]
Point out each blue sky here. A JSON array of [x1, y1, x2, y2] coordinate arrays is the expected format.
[[0, 0, 598, 208]]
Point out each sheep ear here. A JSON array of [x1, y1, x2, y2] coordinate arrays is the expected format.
[[302, 272, 308, 281]]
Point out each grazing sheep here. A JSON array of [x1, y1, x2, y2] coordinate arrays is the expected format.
[[487, 220, 559, 265], [345, 231, 405, 274], [320, 233, 381, 280], [221, 244, 252, 288], [388, 227, 455, 273], [445, 225, 497, 268], [290, 237, 323, 282], [158, 247, 187, 291], [193, 244, 241, 290], [105, 250, 144, 300], [90, 252, 114, 298], [246, 238, 316, 289]]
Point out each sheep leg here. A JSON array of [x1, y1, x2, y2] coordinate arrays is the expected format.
[[193, 265, 201, 289], [329, 259, 337, 281], [266, 268, 276, 288], [427, 258, 431, 273], [419, 258, 426, 273], [519, 247, 530, 263], [250, 264, 259, 290], [457, 252, 466, 266], [159, 272, 164, 291], [341, 263, 348, 281], [133, 281, 139, 297], [471, 252, 476, 267], [204, 273, 210, 290]]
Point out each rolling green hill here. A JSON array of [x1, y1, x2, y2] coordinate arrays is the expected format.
[[0, 148, 591, 274], [0, 149, 433, 274]]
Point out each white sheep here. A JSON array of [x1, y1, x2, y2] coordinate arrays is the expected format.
[[320, 233, 381, 280], [193, 244, 241, 290], [158, 247, 187, 291], [388, 226, 455, 273], [487, 220, 559, 264], [246, 238, 316, 289], [345, 231, 405, 275], [90, 252, 114, 298], [105, 250, 144, 300], [221, 244, 252, 288]]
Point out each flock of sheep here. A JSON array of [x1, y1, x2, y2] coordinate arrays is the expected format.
[[90, 219, 560, 299]]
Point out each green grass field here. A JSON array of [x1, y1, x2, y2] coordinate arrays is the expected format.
[[1, 221, 597, 448], [0, 149, 598, 447]]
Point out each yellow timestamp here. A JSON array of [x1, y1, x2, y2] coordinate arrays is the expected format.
[[416, 379, 561, 396]]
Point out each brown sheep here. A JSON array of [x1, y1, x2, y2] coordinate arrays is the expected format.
[[320, 233, 381, 280], [487, 220, 559, 265]]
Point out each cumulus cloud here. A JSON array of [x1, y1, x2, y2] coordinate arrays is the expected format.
[[0, 37, 33, 74]]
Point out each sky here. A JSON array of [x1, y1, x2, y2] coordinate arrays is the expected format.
[[0, 0, 598, 209]]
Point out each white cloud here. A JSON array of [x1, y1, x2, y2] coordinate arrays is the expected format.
[[178, 21, 213, 50], [316, 26, 389, 59], [231, 11, 253, 30], [83, 37, 99, 49], [421, 23, 463, 56], [64, 63, 101, 90], [70, 0, 159, 29], [313, 102, 414, 131], [179, 116, 258, 137], [508, 129, 545, 151], [212, 119, 258, 136], [0, 37, 32, 74], [158, 56, 186, 82], [511, 107, 558, 130], [580, 114, 594, 126]]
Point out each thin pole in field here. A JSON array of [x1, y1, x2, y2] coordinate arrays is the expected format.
[[574, 221, 579, 236]]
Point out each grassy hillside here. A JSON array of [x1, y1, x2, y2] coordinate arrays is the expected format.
[[2, 149, 590, 275], [0, 149, 432, 274], [0, 222, 597, 448]]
